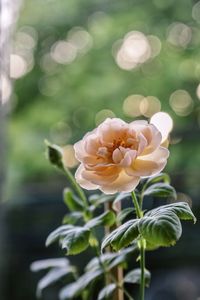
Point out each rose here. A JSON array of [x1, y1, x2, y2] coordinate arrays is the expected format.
[[74, 118, 169, 194]]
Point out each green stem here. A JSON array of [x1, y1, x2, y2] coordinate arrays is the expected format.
[[138, 194, 143, 211], [131, 191, 145, 300], [139, 239, 145, 300], [131, 192, 143, 218], [62, 166, 88, 207]]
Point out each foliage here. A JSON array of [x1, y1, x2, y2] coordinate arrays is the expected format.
[[31, 142, 196, 300]]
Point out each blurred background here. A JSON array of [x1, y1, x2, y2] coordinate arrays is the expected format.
[[1, 0, 200, 299]]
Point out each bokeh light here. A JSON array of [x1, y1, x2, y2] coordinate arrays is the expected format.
[[51, 40, 77, 64], [192, 1, 200, 23], [15, 26, 37, 51], [114, 31, 151, 70], [169, 90, 194, 116], [62, 145, 78, 168], [10, 54, 28, 79], [39, 53, 58, 74], [123, 94, 144, 117], [140, 96, 161, 117], [68, 27, 93, 54], [167, 23, 192, 48], [150, 112, 173, 142], [196, 84, 200, 100], [95, 109, 116, 125], [147, 35, 162, 58]]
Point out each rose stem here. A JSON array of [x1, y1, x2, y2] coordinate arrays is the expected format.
[[61, 166, 89, 207], [104, 201, 124, 300], [131, 191, 145, 300]]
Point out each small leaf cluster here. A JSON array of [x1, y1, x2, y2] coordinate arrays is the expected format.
[[31, 143, 196, 300], [102, 174, 196, 252], [31, 182, 141, 299]]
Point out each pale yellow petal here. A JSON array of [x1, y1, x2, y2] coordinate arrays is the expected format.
[[140, 124, 162, 155], [75, 164, 99, 190], [99, 171, 140, 194], [81, 166, 120, 186], [127, 147, 169, 177]]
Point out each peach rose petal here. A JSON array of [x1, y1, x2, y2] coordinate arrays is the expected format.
[[140, 124, 162, 156], [126, 147, 169, 177], [100, 171, 140, 194], [74, 118, 169, 194], [75, 165, 99, 190], [137, 133, 148, 155]]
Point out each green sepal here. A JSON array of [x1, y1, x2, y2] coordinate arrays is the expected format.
[[45, 140, 63, 169]]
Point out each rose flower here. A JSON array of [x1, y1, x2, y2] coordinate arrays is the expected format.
[[74, 118, 169, 194]]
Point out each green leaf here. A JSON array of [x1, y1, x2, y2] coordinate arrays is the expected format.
[[144, 173, 170, 188], [60, 246, 138, 299], [61, 228, 90, 255], [143, 183, 177, 199], [46, 225, 90, 255], [62, 212, 83, 225], [30, 258, 70, 271], [98, 284, 117, 300], [59, 269, 103, 299], [101, 220, 139, 252], [45, 140, 63, 169], [139, 202, 196, 248], [86, 211, 116, 229], [101, 202, 196, 251], [139, 213, 181, 247], [86, 245, 137, 273], [63, 188, 84, 211], [30, 258, 75, 298], [37, 267, 73, 298], [145, 202, 196, 223], [116, 207, 135, 223], [124, 268, 151, 287]]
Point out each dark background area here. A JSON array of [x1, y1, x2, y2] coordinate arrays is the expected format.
[[1, 0, 200, 299]]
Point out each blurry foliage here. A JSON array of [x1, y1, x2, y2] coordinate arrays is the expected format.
[[8, 0, 200, 198]]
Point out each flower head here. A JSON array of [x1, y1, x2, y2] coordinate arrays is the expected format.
[[74, 118, 169, 194]]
